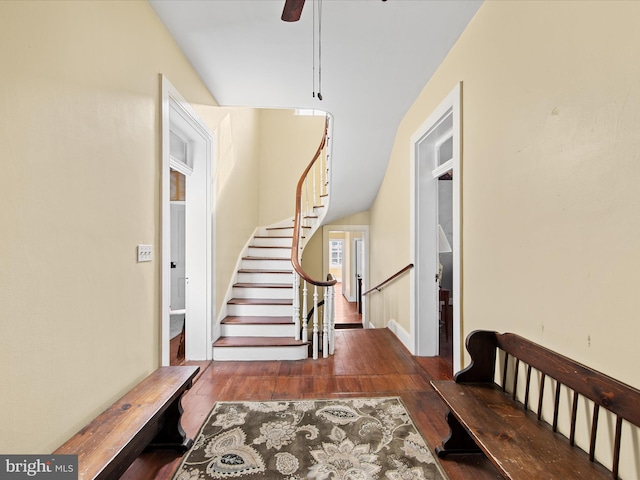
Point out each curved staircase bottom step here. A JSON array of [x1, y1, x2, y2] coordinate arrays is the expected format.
[[213, 337, 309, 361], [222, 316, 294, 325], [214, 337, 307, 347]]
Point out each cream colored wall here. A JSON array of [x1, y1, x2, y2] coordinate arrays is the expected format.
[[0, 1, 259, 454], [301, 232, 324, 282], [258, 110, 326, 226], [194, 107, 261, 317], [329, 211, 371, 227], [371, 1, 640, 389]]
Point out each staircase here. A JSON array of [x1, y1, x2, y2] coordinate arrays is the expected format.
[[213, 114, 335, 362], [212, 225, 309, 361]]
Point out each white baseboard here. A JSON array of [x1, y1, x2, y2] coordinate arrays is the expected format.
[[386, 319, 413, 354]]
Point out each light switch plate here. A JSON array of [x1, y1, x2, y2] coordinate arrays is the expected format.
[[137, 244, 152, 262]]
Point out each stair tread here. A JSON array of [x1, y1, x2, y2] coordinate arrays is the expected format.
[[222, 316, 293, 325], [255, 236, 293, 239], [214, 337, 308, 347], [228, 298, 293, 305], [243, 256, 291, 260], [249, 246, 291, 249], [233, 283, 292, 288], [265, 226, 310, 231]]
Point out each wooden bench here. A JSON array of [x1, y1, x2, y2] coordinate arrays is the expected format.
[[54, 365, 200, 480], [431, 330, 640, 480]]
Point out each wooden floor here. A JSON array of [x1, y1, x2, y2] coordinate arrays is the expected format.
[[334, 282, 363, 328], [123, 328, 500, 480]]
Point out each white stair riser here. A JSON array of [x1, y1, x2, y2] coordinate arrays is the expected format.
[[253, 237, 292, 248], [247, 246, 292, 258], [237, 272, 293, 284], [232, 287, 293, 300], [227, 304, 292, 317], [221, 323, 297, 337], [263, 229, 293, 237], [213, 345, 307, 361], [242, 259, 292, 270]]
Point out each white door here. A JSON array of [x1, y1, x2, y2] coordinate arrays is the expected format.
[[414, 154, 439, 357], [170, 202, 186, 311]]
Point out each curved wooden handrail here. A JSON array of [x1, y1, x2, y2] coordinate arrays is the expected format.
[[304, 274, 336, 320], [291, 117, 337, 287], [362, 263, 414, 296]]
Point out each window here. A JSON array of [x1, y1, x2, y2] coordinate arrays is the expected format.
[[330, 240, 343, 267], [295, 108, 327, 116]]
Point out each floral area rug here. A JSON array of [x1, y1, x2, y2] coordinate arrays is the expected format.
[[172, 397, 446, 480]]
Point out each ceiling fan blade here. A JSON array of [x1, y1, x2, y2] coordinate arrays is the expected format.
[[281, 0, 305, 22]]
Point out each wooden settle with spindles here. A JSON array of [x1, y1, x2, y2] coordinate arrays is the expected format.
[[431, 330, 640, 480]]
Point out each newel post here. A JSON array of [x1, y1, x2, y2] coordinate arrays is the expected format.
[[302, 281, 308, 343], [293, 272, 300, 340]]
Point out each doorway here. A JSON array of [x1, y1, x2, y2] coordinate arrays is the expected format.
[[322, 225, 369, 328], [410, 83, 461, 373], [169, 170, 186, 365], [161, 76, 215, 365]]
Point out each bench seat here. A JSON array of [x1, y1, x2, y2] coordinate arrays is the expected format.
[[431, 381, 610, 479], [54, 365, 199, 480], [431, 330, 640, 480]]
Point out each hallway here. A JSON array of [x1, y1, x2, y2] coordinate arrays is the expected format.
[[333, 282, 363, 329], [122, 328, 500, 480]]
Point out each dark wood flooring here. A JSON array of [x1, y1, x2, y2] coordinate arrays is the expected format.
[[169, 331, 184, 366], [123, 328, 500, 480], [334, 283, 363, 328]]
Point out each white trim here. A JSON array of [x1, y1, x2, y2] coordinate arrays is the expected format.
[[409, 82, 462, 373], [161, 75, 215, 365], [434, 128, 453, 168], [170, 156, 194, 176], [431, 159, 454, 180], [387, 320, 412, 351], [322, 225, 370, 329]]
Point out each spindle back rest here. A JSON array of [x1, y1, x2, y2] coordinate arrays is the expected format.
[[437, 330, 640, 479]]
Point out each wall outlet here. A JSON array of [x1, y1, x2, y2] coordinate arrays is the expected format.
[[137, 244, 152, 262]]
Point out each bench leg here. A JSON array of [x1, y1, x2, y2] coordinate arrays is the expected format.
[[435, 410, 481, 458], [147, 392, 193, 452]]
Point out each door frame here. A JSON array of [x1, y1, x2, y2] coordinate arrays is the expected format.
[[161, 75, 215, 364], [322, 225, 369, 328], [410, 82, 462, 372]]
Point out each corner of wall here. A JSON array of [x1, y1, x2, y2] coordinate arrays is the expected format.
[[386, 320, 413, 354]]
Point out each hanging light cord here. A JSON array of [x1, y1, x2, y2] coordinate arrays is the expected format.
[[312, 0, 316, 98], [317, 0, 323, 100]]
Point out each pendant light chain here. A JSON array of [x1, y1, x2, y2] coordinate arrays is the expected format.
[[312, 0, 316, 98], [312, 0, 323, 100], [317, 0, 323, 100]]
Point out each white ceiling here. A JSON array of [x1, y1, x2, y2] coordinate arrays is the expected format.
[[149, 0, 482, 222]]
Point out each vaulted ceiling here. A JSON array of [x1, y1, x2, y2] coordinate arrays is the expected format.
[[149, 0, 482, 222]]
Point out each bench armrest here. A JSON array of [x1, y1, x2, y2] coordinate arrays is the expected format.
[[454, 330, 498, 383]]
